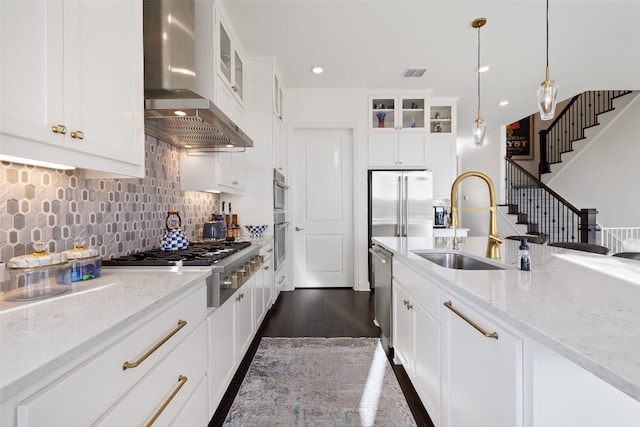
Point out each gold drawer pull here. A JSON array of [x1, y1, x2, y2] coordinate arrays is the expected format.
[[145, 375, 188, 427], [51, 124, 67, 135], [236, 293, 245, 301], [70, 130, 84, 140], [122, 320, 187, 370], [444, 301, 499, 340]]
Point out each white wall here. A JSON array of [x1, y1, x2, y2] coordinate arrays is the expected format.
[[546, 96, 640, 228], [456, 126, 506, 237], [284, 88, 371, 291]]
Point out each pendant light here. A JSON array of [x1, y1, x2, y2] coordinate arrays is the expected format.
[[472, 18, 487, 146], [537, 0, 559, 120]]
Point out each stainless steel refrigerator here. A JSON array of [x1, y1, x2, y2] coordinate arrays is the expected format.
[[368, 169, 433, 353], [369, 170, 434, 241]]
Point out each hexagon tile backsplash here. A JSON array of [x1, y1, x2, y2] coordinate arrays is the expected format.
[[0, 137, 218, 262]]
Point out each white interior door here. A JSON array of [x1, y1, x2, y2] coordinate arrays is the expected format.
[[291, 128, 354, 288]]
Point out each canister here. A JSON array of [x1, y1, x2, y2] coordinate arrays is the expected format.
[[62, 237, 102, 282], [4, 241, 72, 301]]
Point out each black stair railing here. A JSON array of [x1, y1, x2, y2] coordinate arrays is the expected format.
[[505, 157, 597, 243], [539, 90, 632, 176]]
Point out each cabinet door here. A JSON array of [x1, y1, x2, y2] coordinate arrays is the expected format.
[[235, 277, 255, 359], [369, 133, 398, 167], [63, 0, 143, 165], [262, 256, 274, 310], [179, 152, 218, 192], [392, 281, 413, 370], [1, 0, 64, 148], [427, 136, 456, 198], [215, 77, 243, 127], [208, 297, 236, 414], [216, 18, 244, 106], [444, 297, 523, 427], [218, 151, 246, 192], [397, 133, 427, 167], [413, 302, 441, 427], [273, 116, 286, 174]]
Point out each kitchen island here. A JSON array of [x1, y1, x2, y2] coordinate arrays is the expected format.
[[0, 267, 211, 426], [374, 236, 640, 427]]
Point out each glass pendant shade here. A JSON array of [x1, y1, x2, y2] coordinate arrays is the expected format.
[[537, 73, 559, 120], [472, 117, 486, 146]]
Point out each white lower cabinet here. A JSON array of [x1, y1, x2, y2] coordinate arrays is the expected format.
[[442, 294, 523, 427], [393, 260, 442, 426], [94, 321, 209, 426], [13, 285, 207, 427], [255, 241, 274, 326], [208, 295, 236, 417], [235, 276, 255, 359]]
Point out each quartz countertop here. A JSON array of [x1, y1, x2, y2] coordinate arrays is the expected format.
[[0, 267, 211, 399], [373, 236, 640, 402]]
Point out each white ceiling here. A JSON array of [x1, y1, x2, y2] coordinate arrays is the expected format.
[[221, 0, 640, 141]]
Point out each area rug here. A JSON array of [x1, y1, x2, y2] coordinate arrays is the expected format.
[[223, 337, 417, 426]]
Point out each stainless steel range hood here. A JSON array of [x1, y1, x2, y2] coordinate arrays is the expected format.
[[143, 0, 252, 149]]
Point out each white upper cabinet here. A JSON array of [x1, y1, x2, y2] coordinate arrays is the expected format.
[[369, 94, 429, 168], [427, 98, 458, 198], [370, 95, 428, 131], [215, 6, 245, 125], [0, 0, 144, 177]]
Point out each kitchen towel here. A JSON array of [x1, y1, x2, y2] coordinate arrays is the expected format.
[[223, 337, 417, 426]]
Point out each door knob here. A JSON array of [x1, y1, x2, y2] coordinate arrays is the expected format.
[[295, 227, 304, 231]]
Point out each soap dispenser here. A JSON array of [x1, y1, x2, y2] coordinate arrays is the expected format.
[[518, 238, 531, 271]]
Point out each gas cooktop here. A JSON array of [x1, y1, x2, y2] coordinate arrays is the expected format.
[[102, 241, 251, 267]]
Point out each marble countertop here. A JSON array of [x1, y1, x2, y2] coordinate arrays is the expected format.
[[0, 267, 211, 399], [373, 236, 640, 402]]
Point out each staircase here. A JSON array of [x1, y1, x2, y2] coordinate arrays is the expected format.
[[539, 90, 635, 182], [504, 157, 597, 244], [502, 90, 636, 244]]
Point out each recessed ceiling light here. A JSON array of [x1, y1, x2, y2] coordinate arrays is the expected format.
[[478, 65, 490, 73], [311, 66, 324, 74], [498, 100, 509, 107], [174, 110, 187, 116]]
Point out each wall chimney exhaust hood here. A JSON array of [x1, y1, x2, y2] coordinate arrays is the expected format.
[[143, 0, 252, 149]]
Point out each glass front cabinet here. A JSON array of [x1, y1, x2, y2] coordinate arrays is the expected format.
[[370, 96, 427, 131]]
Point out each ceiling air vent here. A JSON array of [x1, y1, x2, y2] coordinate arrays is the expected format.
[[403, 68, 427, 77]]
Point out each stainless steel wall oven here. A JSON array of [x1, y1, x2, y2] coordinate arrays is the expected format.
[[273, 169, 288, 271]]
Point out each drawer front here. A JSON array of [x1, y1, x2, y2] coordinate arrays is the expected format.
[[17, 285, 206, 427], [94, 321, 208, 426], [260, 241, 274, 259], [393, 259, 441, 320]]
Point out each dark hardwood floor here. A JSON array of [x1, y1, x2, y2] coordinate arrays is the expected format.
[[209, 288, 434, 427]]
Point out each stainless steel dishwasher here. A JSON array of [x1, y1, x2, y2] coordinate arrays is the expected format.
[[370, 244, 393, 354]]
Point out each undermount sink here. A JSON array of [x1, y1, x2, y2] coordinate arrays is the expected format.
[[413, 252, 510, 270]]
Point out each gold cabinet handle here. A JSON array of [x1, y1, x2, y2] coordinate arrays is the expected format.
[[145, 375, 188, 427], [263, 265, 270, 271], [236, 293, 244, 301], [406, 303, 413, 310], [70, 130, 84, 140], [444, 301, 499, 340], [231, 85, 238, 92], [51, 124, 67, 135], [122, 320, 187, 370]]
